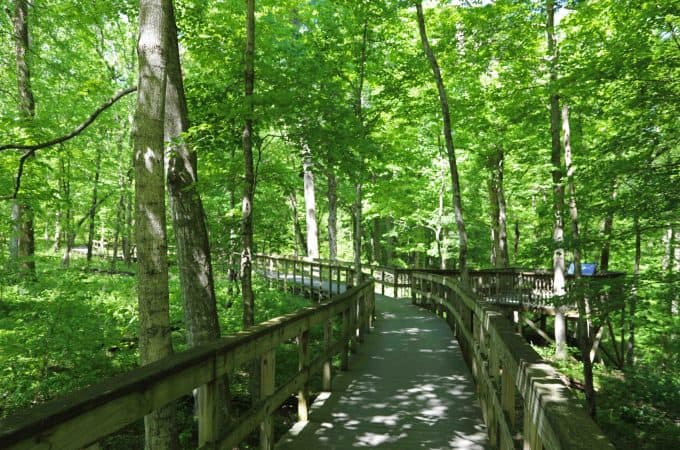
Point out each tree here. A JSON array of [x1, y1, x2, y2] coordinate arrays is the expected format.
[[164, 1, 229, 442], [132, 0, 178, 447], [415, 1, 469, 281], [11, 0, 36, 279], [546, 0, 568, 360], [241, 0, 256, 329]]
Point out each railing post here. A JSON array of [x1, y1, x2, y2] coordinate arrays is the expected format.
[[283, 258, 288, 292], [501, 368, 516, 428], [260, 350, 275, 450], [297, 330, 310, 422], [381, 269, 385, 296], [197, 380, 221, 448], [341, 308, 350, 370], [323, 319, 333, 391], [523, 399, 542, 450]]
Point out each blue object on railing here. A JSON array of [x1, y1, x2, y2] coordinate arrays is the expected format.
[[567, 262, 597, 276]]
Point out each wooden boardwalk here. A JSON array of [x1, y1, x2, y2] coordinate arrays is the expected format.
[[276, 295, 489, 449]]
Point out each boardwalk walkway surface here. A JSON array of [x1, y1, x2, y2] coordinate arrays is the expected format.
[[276, 295, 489, 450]]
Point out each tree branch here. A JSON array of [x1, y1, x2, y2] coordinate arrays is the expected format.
[[0, 86, 137, 153]]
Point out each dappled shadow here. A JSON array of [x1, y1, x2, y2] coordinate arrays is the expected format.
[[276, 297, 488, 449]]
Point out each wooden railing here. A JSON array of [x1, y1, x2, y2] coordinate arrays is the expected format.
[[411, 272, 614, 450], [253, 254, 412, 298], [0, 278, 375, 450]]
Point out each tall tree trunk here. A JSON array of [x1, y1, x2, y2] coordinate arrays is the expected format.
[[514, 221, 520, 259], [132, 1, 178, 448], [327, 171, 338, 261], [164, 2, 229, 439], [289, 193, 307, 257], [547, 0, 567, 359], [415, 2, 468, 281], [60, 153, 73, 268], [86, 147, 102, 262], [302, 143, 319, 259], [627, 216, 641, 366], [352, 183, 363, 285], [12, 0, 36, 279], [564, 104, 595, 417], [488, 169, 500, 267], [599, 185, 617, 271], [241, 0, 256, 331], [496, 149, 509, 267]]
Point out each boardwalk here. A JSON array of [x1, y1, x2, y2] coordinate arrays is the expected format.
[[276, 295, 489, 449]]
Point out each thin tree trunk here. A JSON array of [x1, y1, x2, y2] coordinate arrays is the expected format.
[[86, 147, 102, 262], [627, 217, 641, 366], [353, 183, 363, 285], [488, 171, 500, 267], [164, 2, 229, 439], [496, 149, 509, 267], [547, 0, 567, 359], [241, 0, 256, 329], [12, 0, 36, 279], [563, 104, 595, 417], [599, 185, 617, 271], [289, 193, 307, 256], [514, 221, 520, 259], [302, 143, 319, 259], [327, 171, 338, 261], [132, 0, 178, 447], [415, 2, 468, 282]]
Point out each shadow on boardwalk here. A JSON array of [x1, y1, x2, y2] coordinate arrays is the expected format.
[[276, 295, 489, 450]]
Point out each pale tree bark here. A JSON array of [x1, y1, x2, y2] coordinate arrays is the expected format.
[[415, 2, 468, 281], [289, 193, 307, 257], [302, 143, 319, 259], [563, 104, 595, 417], [86, 147, 102, 262], [164, 2, 229, 440], [132, 0, 178, 447], [241, 0, 256, 329], [547, 0, 567, 359], [496, 150, 509, 267], [12, 0, 36, 279], [327, 171, 338, 261]]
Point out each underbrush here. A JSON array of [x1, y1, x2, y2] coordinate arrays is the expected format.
[[533, 344, 680, 449], [0, 250, 314, 447]]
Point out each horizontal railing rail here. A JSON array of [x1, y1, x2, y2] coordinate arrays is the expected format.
[[0, 277, 375, 450], [411, 272, 614, 450]]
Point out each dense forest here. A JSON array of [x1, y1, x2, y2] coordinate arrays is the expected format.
[[0, 0, 678, 449]]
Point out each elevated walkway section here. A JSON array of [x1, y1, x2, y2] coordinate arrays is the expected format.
[[277, 295, 488, 449]]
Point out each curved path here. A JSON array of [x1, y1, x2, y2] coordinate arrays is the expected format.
[[276, 295, 489, 449]]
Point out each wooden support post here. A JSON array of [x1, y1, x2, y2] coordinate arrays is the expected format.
[[356, 295, 364, 343], [336, 266, 341, 294], [283, 258, 288, 292], [298, 330, 310, 422], [197, 382, 220, 448], [381, 270, 385, 296], [323, 319, 332, 391], [260, 350, 275, 450], [501, 368, 516, 428], [523, 399, 542, 450], [350, 297, 358, 353], [293, 260, 298, 294], [341, 309, 350, 370]]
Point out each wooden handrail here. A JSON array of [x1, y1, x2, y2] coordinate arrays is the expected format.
[[411, 272, 615, 450], [0, 278, 375, 450]]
